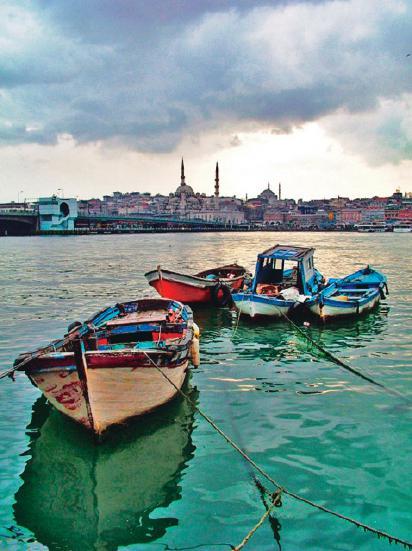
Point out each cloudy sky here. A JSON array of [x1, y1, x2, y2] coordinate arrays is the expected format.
[[1, 0, 411, 202]]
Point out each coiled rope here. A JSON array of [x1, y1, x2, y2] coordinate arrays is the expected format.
[[142, 351, 412, 550]]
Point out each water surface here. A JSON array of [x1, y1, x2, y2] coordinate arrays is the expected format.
[[0, 232, 411, 550]]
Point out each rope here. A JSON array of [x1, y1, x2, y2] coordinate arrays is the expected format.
[[142, 351, 412, 550], [0, 334, 74, 380], [233, 489, 282, 550], [234, 292, 410, 402], [278, 309, 411, 403]]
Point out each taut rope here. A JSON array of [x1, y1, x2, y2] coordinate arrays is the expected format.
[[142, 351, 412, 550]]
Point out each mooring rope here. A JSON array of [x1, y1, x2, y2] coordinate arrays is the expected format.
[[142, 351, 412, 550], [0, 334, 73, 380], [232, 489, 283, 551], [277, 309, 411, 403]]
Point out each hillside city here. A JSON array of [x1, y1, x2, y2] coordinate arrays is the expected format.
[[2, 159, 411, 232], [76, 160, 412, 229]]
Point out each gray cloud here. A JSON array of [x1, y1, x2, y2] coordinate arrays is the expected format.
[[1, 0, 411, 162]]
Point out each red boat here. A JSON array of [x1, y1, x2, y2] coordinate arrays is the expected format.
[[145, 264, 248, 306]]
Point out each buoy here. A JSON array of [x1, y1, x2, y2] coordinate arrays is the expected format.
[[191, 323, 200, 367]]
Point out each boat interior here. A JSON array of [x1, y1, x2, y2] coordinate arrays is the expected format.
[[254, 258, 302, 298], [196, 264, 246, 280], [323, 286, 377, 303], [83, 300, 189, 351]]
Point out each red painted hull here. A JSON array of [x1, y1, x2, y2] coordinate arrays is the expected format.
[[152, 279, 213, 303], [145, 266, 246, 304]]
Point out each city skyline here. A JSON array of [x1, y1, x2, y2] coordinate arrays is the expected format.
[[1, 1, 411, 202]]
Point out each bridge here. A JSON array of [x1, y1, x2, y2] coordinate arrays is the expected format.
[[0, 209, 38, 235], [0, 208, 247, 235], [76, 213, 234, 229]]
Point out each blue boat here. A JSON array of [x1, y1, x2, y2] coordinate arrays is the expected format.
[[232, 245, 324, 319], [305, 266, 388, 320]]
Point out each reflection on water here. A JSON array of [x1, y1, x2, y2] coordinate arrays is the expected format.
[[14, 385, 198, 551], [199, 304, 388, 361], [1, 233, 411, 551]]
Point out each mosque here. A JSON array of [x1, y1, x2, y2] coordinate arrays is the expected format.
[[163, 159, 245, 224]]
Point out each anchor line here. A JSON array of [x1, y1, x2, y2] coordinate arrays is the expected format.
[[142, 351, 412, 550], [231, 291, 410, 401], [276, 309, 411, 404], [218, 350, 283, 550], [233, 489, 283, 551]]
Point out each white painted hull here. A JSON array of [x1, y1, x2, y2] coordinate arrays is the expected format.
[[309, 294, 380, 319], [31, 361, 188, 434], [234, 297, 291, 318]]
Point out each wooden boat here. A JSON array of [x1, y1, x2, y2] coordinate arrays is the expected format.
[[306, 266, 388, 320], [14, 393, 197, 550], [145, 263, 248, 305], [232, 245, 324, 319], [14, 298, 200, 434]]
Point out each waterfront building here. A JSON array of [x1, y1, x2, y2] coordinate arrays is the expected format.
[[335, 209, 362, 226], [38, 196, 78, 231], [71, 164, 412, 230]]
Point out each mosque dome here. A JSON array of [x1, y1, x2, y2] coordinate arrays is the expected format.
[[175, 183, 195, 197], [259, 185, 277, 201]]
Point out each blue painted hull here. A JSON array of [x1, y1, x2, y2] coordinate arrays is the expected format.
[[306, 267, 387, 320]]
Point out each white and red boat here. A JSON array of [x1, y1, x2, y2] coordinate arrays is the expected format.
[[14, 298, 200, 435], [145, 264, 248, 305]]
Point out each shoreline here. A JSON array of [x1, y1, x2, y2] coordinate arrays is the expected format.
[[1, 227, 399, 237]]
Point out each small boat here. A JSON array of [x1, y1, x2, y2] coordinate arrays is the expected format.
[[232, 245, 324, 319], [392, 224, 412, 233], [145, 263, 248, 306], [14, 298, 200, 435], [306, 266, 388, 320], [356, 224, 388, 233]]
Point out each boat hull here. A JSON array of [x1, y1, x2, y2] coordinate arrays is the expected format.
[[150, 276, 214, 303], [393, 227, 412, 233], [232, 293, 294, 318], [30, 360, 188, 434], [145, 268, 245, 304], [308, 291, 381, 320]]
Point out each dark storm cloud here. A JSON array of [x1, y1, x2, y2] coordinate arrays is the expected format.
[[1, 0, 412, 160]]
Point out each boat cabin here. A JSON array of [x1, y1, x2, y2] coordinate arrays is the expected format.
[[252, 245, 322, 297]]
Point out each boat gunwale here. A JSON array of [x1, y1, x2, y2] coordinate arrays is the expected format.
[[144, 266, 246, 287], [15, 298, 194, 372]]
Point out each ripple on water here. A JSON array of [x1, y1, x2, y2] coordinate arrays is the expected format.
[[0, 233, 411, 550]]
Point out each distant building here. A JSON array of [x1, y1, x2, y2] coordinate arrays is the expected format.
[[73, 165, 411, 230], [38, 196, 78, 231]]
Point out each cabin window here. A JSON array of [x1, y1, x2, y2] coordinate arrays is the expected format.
[[258, 258, 283, 285]]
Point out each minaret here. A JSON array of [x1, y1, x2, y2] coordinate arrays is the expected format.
[[278, 182, 281, 200], [214, 162, 220, 197], [181, 158, 185, 185]]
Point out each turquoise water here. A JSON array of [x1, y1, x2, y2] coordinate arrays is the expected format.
[[0, 232, 411, 550]]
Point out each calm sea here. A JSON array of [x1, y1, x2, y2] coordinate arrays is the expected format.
[[0, 232, 411, 551]]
